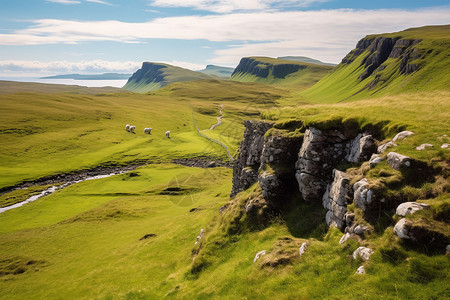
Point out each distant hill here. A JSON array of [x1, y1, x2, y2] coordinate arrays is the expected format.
[[123, 62, 214, 93], [302, 24, 450, 103], [277, 56, 336, 66], [41, 73, 131, 80], [198, 65, 234, 78], [230, 56, 334, 90]]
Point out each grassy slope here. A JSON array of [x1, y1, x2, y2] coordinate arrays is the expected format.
[[301, 25, 450, 103], [123, 63, 213, 93], [230, 56, 333, 91]]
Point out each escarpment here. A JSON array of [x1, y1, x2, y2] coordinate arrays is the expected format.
[[341, 36, 423, 81], [231, 57, 306, 79], [230, 121, 447, 250]]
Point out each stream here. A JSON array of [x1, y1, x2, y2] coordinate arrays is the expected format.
[[0, 172, 126, 214]]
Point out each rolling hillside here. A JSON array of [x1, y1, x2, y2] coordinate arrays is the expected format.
[[123, 62, 214, 93], [302, 25, 450, 103], [230, 56, 334, 90]]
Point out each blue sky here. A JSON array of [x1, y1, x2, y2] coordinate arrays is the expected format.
[[0, 0, 449, 76]]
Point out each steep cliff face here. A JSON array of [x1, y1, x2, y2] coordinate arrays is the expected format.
[[230, 56, 333, 89], [123, 62, 213, 93], [302, 25, 450, 103]]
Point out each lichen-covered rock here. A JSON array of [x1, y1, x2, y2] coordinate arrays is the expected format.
[[352, 247, 374, 261], [416, 143, 433, 151], [392, 131, 414, 142], [258, 172, 282, 201], [231, 121, 274, 197], [378, 141, 397, 153], [260, 134, 303, 167], [387, 152, 412, 170], [322, 170, 350, 230], [353, 178, 374, 212], [369, 154, 384, 168], [396, 202, 430, 217], [346, 134, 377, 163]]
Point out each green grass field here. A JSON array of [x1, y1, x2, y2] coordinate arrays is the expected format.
[[0, 24, 449, 299]]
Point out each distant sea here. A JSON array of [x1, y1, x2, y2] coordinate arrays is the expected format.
[[0, 77, 127, 88]]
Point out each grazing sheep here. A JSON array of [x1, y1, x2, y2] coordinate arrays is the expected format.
[[125, 124, 130, 132], [165, 130, 171, 138], [144, 128, 152, 135], [129, 125, 136, 133]]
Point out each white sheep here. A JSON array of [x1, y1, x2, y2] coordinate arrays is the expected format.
[[125, 124, 130, 132], [144, 128, 152, 134], [165, 130, 171, 138], [129, 125, 136, 133]]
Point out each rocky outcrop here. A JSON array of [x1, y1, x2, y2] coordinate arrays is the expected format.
[[230, 121, 274, 197], [342, 36, 423, 82], [295, 128, 375, 202]]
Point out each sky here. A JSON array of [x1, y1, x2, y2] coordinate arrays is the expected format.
[[0, 0, 449, 77]]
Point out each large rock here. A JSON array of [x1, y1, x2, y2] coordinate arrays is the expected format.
[[322, 170, 350, 230], [378, 141, 397, 153], [295, 127, 356, 202], [392, 131, 414, 142], [396, 202, 430, 217], [387, 152, 412, 170]]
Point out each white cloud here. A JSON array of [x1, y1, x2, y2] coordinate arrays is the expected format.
[[149, 0, 331, 13], [46, 0, 81, 4], [0, 59, 205, 77], [86, 0, 114, 6], [1, 8, 449, 65]]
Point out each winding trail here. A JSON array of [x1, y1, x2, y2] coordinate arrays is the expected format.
[[192, 104, 234, 162]]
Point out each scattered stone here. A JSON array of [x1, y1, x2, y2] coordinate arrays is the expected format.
[[387, 152, 412, 170], [396, 202, 430, 217], [194, 229, 205, 245], [339, 232, 351, 244], [207, 161, 216, 168], [356, 265, 366, 274], [416, 144, 433, 151], [139, 233, 157, 240], [253, 250, 266, 263], [353, 178, 374, 212], [392, 131, 414, 142], [442, 143, 449, 149], [352, 247, 374, 261], [369, 153, 384, 168], [299, 243, 308, 256], [378, 141, 397, 153], [219, 204, 228, 214]]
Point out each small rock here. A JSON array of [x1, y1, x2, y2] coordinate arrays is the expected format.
[[387, 152, 412, 170], [352, 247, 374, 261], [441, 143, 449, 149], [339, 233, 351, 244], [253, 250, 266, 263], [392, 131, 414, 142], [299, 243, 308, 256], [378, 141, 397, 153], [394, 218, 414, 240], [369, 154, 384, 168], [446, 245, 450, 255], [356, 265, 365, 274], [207, 161, 216, 168], [416, 144, 433, 151], [396, 202, 430, 217], [194, 229, 205, 245]]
